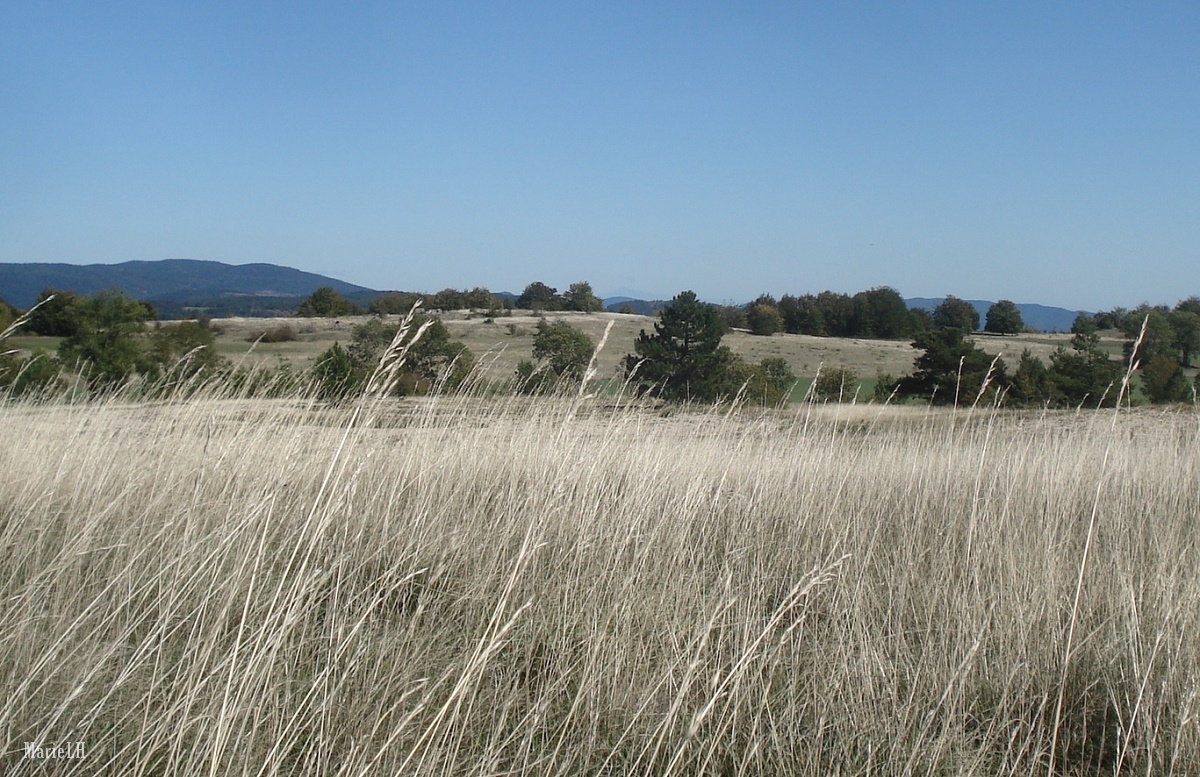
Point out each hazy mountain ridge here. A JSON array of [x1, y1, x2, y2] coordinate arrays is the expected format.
[[0, 259, 374, 309], [905, 298, 1088, 333], [0, 260, 1090, 330]]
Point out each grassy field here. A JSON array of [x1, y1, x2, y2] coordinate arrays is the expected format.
[[5, 309, 1130, 391], [1, 380, 1198, 775]]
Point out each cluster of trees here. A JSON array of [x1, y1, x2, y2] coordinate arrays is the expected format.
[[614, 292, 1194, 408], [300, 286, 511, 318], [885, 298, 1198, 407], [1084, 299, 1200, 403], [720, 287, 917, 338], [310, 315, 475, 399], [514, 281, 604, 313], [1, 289, 227, 396], [4, 284, 1197, 408], [298, 280, 610, 321], [720, 288, 1026, 340]]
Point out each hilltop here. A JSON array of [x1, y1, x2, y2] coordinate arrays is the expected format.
[[0, 259, 375, 311]]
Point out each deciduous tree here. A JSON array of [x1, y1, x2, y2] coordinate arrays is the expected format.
[[517, 282, 563, 311], [57, 292, 157, 390], [1142, 355, 1189, 403], [984, 300, 1024, 335], [531, 319, 594, 380], [932, 296, 980, 333], [297, 287, 359, 317], [563, 281, 604, 313], [746, 297, 783, 336]]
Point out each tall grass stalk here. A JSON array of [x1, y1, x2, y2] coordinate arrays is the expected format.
[[0, 365, 1197, 775]]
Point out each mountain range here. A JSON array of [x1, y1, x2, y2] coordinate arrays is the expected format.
[[905, 298, 1088, 333], [0, 259, 372, 310], [0, 259, 1087, 331]]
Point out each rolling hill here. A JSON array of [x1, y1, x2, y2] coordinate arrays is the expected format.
[[0, 259, 375, 310]]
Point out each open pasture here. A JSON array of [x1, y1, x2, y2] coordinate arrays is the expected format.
[[154, 309, 1123, 386], [1, 388, 1198, 775]]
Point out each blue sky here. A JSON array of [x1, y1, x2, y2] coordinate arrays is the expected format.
[[3, 2, 1198, 311]]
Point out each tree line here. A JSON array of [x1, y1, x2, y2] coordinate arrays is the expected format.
[[3, 285, 1198, 407]]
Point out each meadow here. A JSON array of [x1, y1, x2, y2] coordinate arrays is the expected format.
[[1, 374, 1197, 775], [4, 308, 1111, 381]]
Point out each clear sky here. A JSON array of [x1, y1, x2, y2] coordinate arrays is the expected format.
[[3, 2, 1198, 311]]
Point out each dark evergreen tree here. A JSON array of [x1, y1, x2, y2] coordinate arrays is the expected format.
[[1050, 318, 1122, 407], [1009, 350, 1057, 406], [624, 290, 738, 402], [895, 327, 1006, 405]]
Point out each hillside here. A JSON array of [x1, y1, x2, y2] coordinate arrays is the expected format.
[[0, 259, 375, 310]]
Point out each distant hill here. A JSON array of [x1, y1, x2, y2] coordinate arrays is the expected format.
[[0, 259, 374, 311], [603, 297, 668, 315], [905, 298, 1087, 333]]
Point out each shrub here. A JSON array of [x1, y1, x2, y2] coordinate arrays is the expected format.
[[248, 325, 301, 343], [311, 343, 358, 400], [0, 348, 62, 398], [531, 320, 594, 381], [1142, 355, 1189, 404], [813, 367, 860, 402]]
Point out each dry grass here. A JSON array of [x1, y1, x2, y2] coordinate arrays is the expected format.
[[1, 384, 1198, 775]]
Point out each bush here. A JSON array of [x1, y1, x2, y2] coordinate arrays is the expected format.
[[27, 289, 86, 337], [311, 343, 359, 400], [1142, 355, 1189, 404], [248, 325, 301, 343], [531, 320, 594, 381], [0, 297, 17, 333], [0, 348, 62, 398], [148, 321, 226, 387], [57, 292, 158, 390], [813, 367, 860, 402], [222, 361, 301, 398], [514, 359, 557, 395], [739, 357, 796, 405], [873, 373, 897, 403]]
